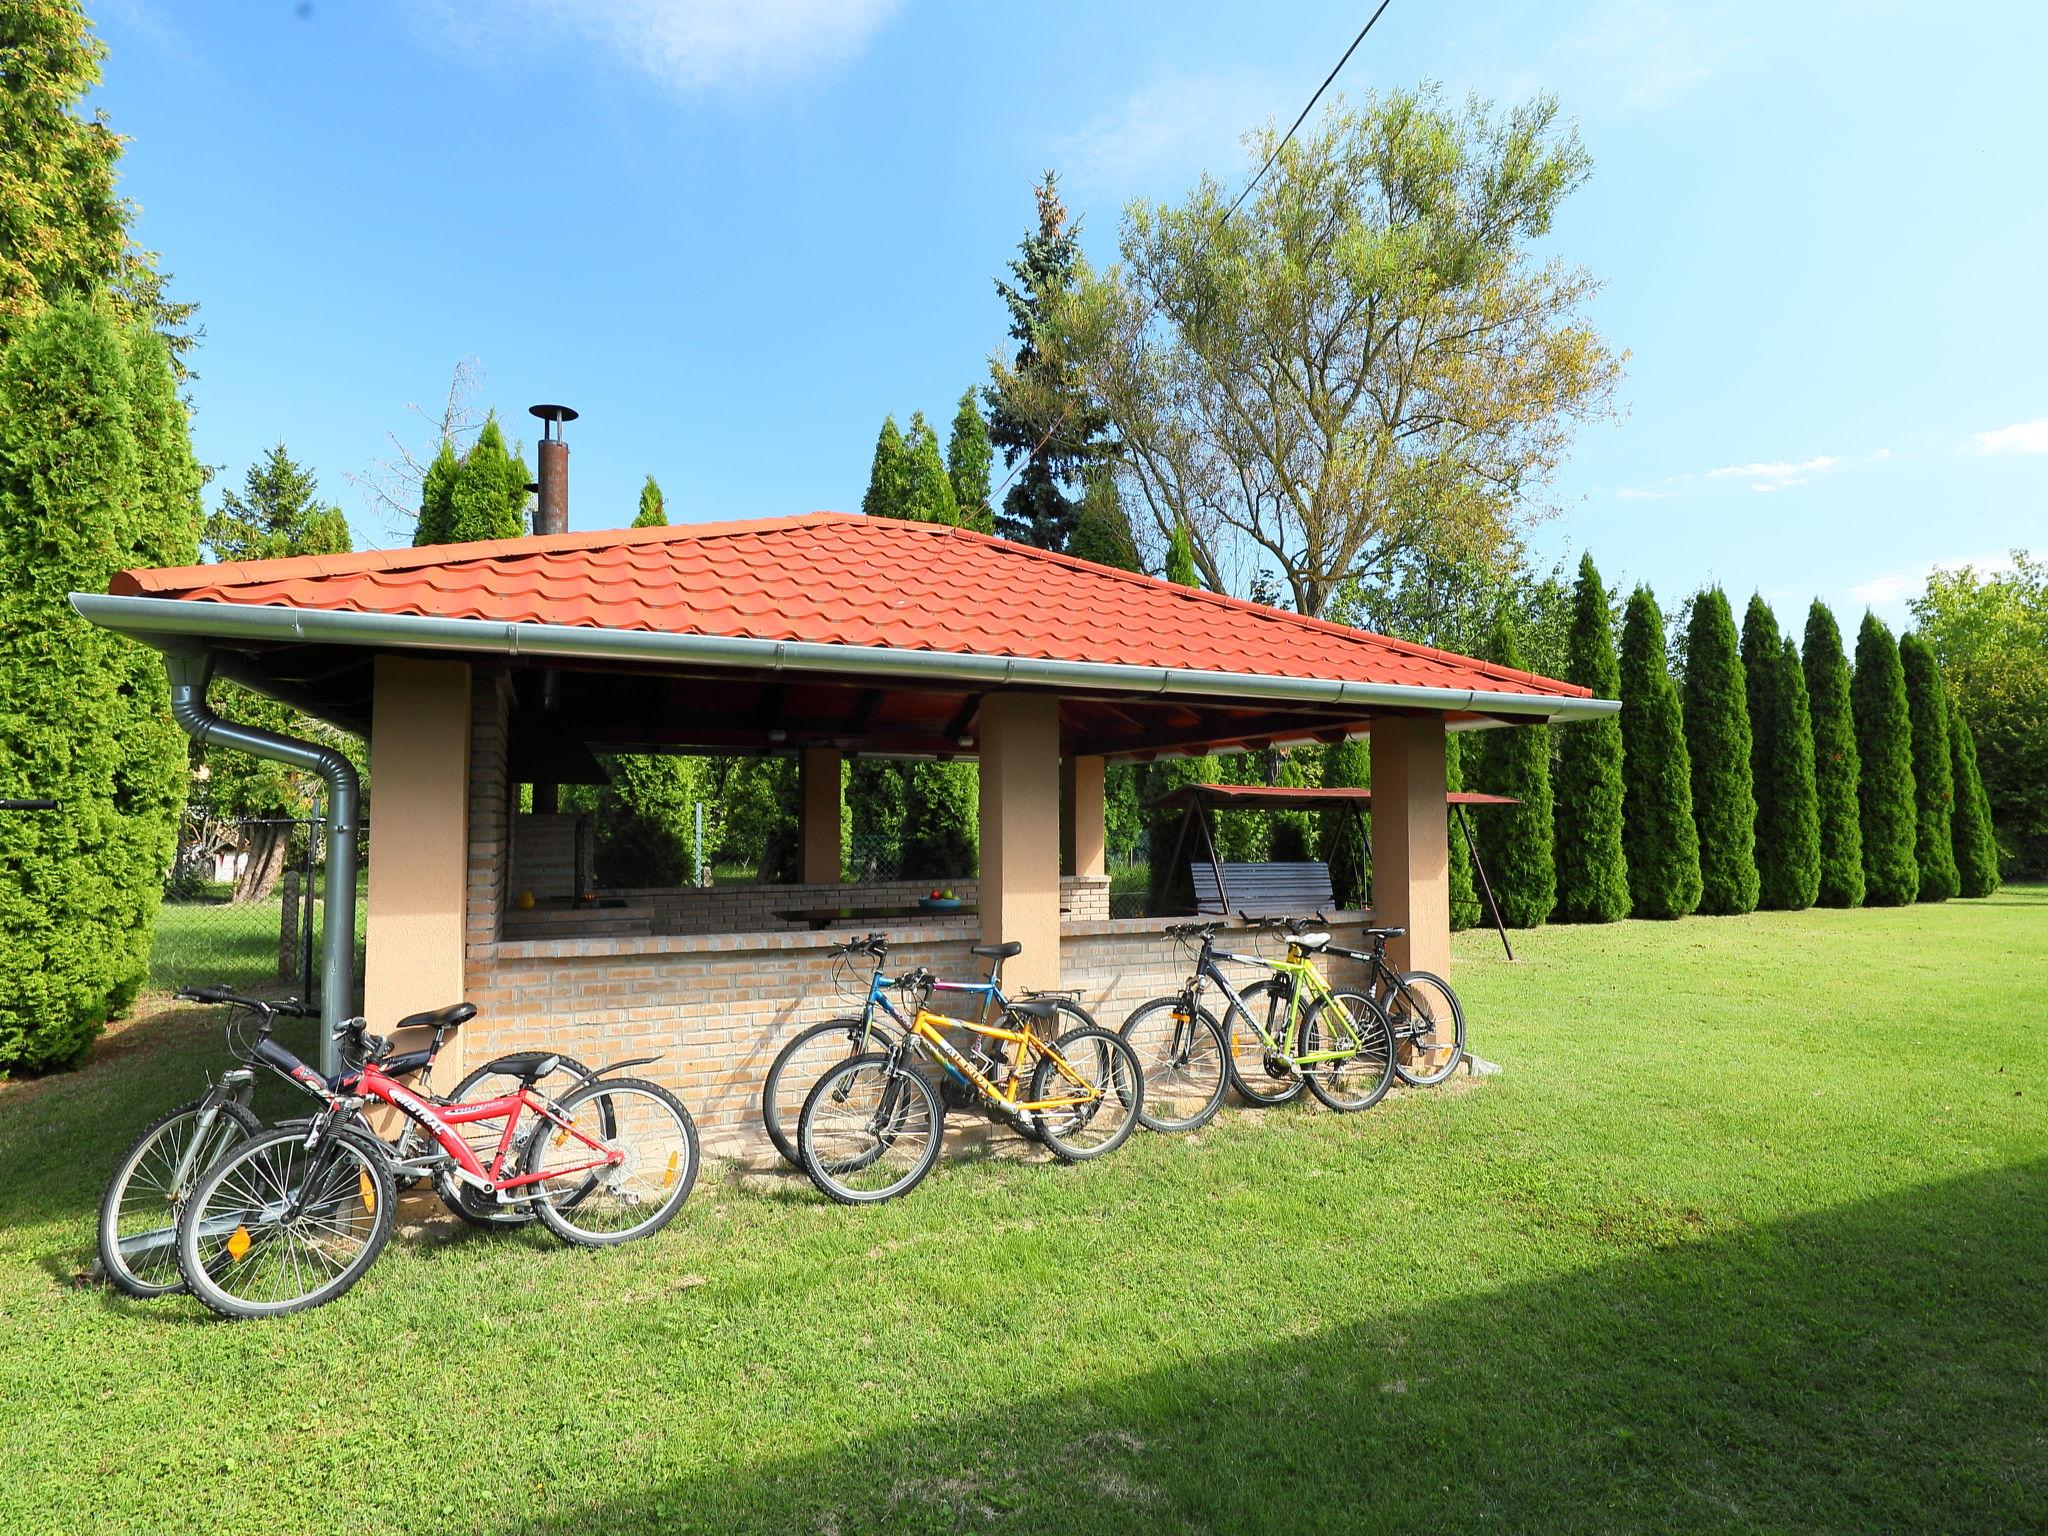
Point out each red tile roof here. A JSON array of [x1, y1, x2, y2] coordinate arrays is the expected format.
[[111, 512, 1587, 700]]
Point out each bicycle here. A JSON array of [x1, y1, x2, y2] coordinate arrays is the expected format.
[[1116, 925, 1233, 1133], [760, 936, 1099, 1168], [1132, 918, 1394, 1113], [1322, 923, 1466, 1086], [171, 1002, 698, 1318], [796, 963, 1144, 1204]]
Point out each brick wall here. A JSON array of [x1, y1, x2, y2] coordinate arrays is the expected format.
[[509, 813, 589, 900]]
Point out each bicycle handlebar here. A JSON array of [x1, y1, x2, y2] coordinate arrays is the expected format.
[[1164, 921, 1222, 940], [176, 985, 278, 1015], [0, 798, 56, 811], [829, 933, 890, 958], [1242, 912, 1330, 935]]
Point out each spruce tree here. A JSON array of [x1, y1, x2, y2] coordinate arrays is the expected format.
[[1444, 731, 1481, 929], [1948, 699, 2000, 897], [633, 475, 667, 528], [1681, 589, 1760, 914], [860, 415, 912, 522], [1898, 632, 1958, 902], [946, 390, 994, 533], [1469, 618, 1555, 927], [1618, 586, 1701, 918], [1741, 598, 1819, 910], [204, 443, 350, 562], [1849, 612, 1919, 906], [1552, 554, 1628, 922], [903, 412, 959, 526], [1065, 473, 1140, 571], [1802, 601, 1864, 907]]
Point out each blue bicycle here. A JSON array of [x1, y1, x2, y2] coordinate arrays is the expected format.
[[759, 933, 1097, 1168]]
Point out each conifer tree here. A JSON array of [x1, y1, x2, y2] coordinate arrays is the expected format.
[[860, 415, 912, 522], [1849, 612, 1919, 905], [1552, 554, 1628, 922], [1320, 738, 1371, 910], [443, 415, 528, 543], [901, 762, 978, 879], [1681, 588, 1760, 915], [946, 390, 994, 534], [1618, 586, 1701, 918], [204, 443, 350, 562], [1445, 731, 1481, 929], [1164, 522, 1200, 587], [414, 438, 459, 546], [1065, 473, 1140, 571], [1898, 632, 1958, 902], [1469, 618, 1555, 927], [1947, 698, 2000, 897], [1145, 755, 1218, 913], [633, 475, 667, 527], [1802, 601, 1864, 907], [1741, 598, 1820, 909], [904, 412, 959, 526]]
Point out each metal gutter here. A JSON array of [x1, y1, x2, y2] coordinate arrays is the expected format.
[[71, 593, 1622, 725], [163, 650, 359, 1075]]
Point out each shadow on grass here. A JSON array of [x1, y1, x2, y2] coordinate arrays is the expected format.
[[490, 1159, 2046, 1536]]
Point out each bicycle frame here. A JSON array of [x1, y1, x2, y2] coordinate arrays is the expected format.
[[1187, 933, 1366, 1066], [344, 1061, 622, 1197], [899, 1002, 1100, 1121]]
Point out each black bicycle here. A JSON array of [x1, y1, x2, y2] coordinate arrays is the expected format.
[[1327, 923, 1466, 1086]]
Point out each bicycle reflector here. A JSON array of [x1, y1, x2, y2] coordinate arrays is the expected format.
[[225, 1225, 252, 1261], [663, 1151, 678, 1188], [358, 1169, 376, 1215]]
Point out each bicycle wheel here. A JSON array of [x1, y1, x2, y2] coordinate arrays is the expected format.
[[761, 1018, 879, 1169], [176, 1125, 394, 1320], [98, 1097, 262, 1298], [1119, 997, 1229, 1133], [799, 1054, 944, 1205], [1028, 1026, 1144, 1161], [1300, 992, 1397, 1113], [431, 1053, 598, 1228], [1008, 1001, 1096, 1144], [522, 1078, 699, 1248], [1223, 978, 1307, 1107], [1388, 971, 1467, 1086]]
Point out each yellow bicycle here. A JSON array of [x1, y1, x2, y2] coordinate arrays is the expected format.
[[796, 965, 1145, 1204]]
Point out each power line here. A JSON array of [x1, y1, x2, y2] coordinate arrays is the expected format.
[[989, 2, 1398, 509]]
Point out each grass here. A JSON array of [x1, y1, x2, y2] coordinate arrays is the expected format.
[[4, 890, 2044, 1534], [149, 894, 368, 993]]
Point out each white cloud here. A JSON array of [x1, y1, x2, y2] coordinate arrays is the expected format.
[[1552, 0, 1747, 114], [1706, 455, 1840, 482], [1055, 72, 1278, 192], [1614, 485, 1678, 501], [405, 0, 902, 95], [1750, 478, 1807, 493], [1849, 553, 2018, 609], [1969, 418, 2048, 455]]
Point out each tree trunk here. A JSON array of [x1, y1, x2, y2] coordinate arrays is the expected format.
[[232, 824, 289, 903]]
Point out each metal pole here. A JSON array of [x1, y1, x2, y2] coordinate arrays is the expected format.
[[1458, 804, 1513, 962], [694, 800, 705, 886], [301, 811, 316, 1003]]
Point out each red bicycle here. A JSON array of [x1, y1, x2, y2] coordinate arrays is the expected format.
[[172, 1006, 699, 1319]]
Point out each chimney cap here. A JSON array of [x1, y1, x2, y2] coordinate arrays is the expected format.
[[529, 403, 579, 424]]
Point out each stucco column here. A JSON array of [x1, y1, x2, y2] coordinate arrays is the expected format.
[[799, 747, 842, 885], [1369, 715, 1452, 979], [365, 656, 472, 1068], [1060, 754, 1106, 878], [978, 693, 1061, 991]]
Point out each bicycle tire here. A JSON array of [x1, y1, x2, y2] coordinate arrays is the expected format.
[[98, 1097, 262, 1298], [799, 1054, 945, 1205], [430, 1052, 599, 1228], [523, 1078, 700, 1248], [761, 1018, 880, 1169], [1300, 992, 1397, 1113], [176, 1124, 395, 1320], [1223, 978, 1307, 1107], [1028, 1026, 1144, 1161], [1388, 971, 1467, 1086], [1118, 997, 1229, 1133]]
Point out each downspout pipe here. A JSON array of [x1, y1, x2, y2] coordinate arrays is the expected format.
[[164, 651, 359, 1075]]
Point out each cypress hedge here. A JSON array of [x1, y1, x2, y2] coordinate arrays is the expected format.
[[1948, 699, 2000, 897], [1802, 602, 1865, 907], [1319, 739, 1371, 910], [1469, 618, 1554, 927], [1552, 554, 1629, 922], [1445, 731, 1482, 930], [0, 302, 190, 1069], [1681, 588, 1760, 915], [1148, 754, 1222, 912], [1618, 586, 1701, 919], [1898, 633, 1958, 902], [1849, 612, 1919, 905], [1741, 598, 1820, 910]]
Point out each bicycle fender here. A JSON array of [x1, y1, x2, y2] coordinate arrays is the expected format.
[[577, 1054, 664, 1084]]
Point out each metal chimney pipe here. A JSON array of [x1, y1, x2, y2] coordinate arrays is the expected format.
[[529, 403, 577, 536]]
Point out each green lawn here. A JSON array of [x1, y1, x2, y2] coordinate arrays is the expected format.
[[3, 891, 2043, 1534]]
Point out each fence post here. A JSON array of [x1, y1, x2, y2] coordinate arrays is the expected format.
[[278, 868, 301, 982]]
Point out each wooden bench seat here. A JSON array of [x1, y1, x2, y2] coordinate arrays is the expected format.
[[1190, 860, 1334, 917]]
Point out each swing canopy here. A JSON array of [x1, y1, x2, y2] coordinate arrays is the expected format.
[[1146, 783, 1521, 811]]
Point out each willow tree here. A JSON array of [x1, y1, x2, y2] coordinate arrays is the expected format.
[[1022, 88, 1619, 614]]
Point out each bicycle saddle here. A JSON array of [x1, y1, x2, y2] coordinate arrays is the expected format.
[[396, 1001, 476, 1033], [1009, 998, 1062, 1021], [1289, 931, 1332, 951], [1363, 926, 1406, 941], [971, 941, 1023, 961], [482, 1050, 562, 1082]]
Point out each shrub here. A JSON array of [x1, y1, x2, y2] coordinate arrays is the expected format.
[[1552, 554, 1629, 922], [1468, 618, 1554, 927], [1948, 700, 2000, 897], [1618, 586, 1701, 919], [1741, 598, 1820, 910], [1898, 633, 1958, 903], [1681, 588, 1760, 915], [901, 761, 978, 880], [1445, 731, 1482, 930], [1146, 755, 1220, 911], [1849, 613, 1918, 906], [1802, 602, 1865, 907]]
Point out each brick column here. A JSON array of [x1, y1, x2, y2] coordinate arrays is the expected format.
[[978, 693, 1061, 991], [798, 747, 842, 885], [366, 657, 472, 1056], [1060, 754, 1106, 877], [1369, 715, 1452, 978]]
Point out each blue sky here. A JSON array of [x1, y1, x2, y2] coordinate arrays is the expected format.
[[93, 0, 2045, 629]]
